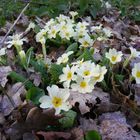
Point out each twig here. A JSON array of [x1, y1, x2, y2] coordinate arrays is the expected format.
[[0, 3, 30, 48]]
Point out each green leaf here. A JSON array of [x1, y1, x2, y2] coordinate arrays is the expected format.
[[50, 64, 63, 84], [59, 110, 77, 128], [77, 48, 94, 61], [66, 43, 78, 53], [26, 47, 33, 66], [115, 74, 124, 83], [9, 71, 34, 89], [79, 0, 89, 14], [30, 60, 47, 77], [85, 130, 101, 140], [26, 87, 45, 105]]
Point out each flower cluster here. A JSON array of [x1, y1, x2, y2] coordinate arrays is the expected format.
[[59, 60, 107, 93], [91, 24, 113, 41], [36, 12, 94, 48], [105, 47, 140, 85]]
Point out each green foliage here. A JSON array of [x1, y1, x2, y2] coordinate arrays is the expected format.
[[114, 74, 124, 83], [0, 0, 103, 27], [85, 130, 101, 140], [78, 48, 94, 61], [110, 0, 140, 21], [1, 0, 140, 27], [30, 59, 48, 77], [26, 87, 45, 105], [49, 64, 63, 84], [0, 0, 24, 27], [9, 71, 34, 89], [59, 110, 77, 128], [66, 43, 78, 53]]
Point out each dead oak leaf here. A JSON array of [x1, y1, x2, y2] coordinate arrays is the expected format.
[[37, 131, 71, 140], [7, 107, 62, 140], [0, 66, 12, 87], [69, 88, 110, 114], [1, 82, 26, 116]]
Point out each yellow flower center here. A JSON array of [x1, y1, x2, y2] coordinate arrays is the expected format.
[[52, 97, 62, 108], [62, 25, 67, 30], [65, 32, 70, 37], [94, 75, 101, 81], [80, 81, 87, 88], [62, 57, 68, 63], [83, 41, 89, 47], [111, 56, 117, 62], [52, 30, 56, 35], [67, 71, 72, 80], [136, 71, 140, 78], [84, 70, 90, 76]]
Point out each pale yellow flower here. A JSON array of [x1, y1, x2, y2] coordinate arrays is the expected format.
[[132, 63, 140, 84], [105, 48, 123, 64], [39, 85, 71, 115]]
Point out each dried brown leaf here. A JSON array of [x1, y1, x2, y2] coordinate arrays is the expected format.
[[37, 131, 71, 140], [69, 88, 110, 114], [0, 66, 12, 87]]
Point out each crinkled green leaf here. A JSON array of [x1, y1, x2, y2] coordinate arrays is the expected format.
[[50, 64, 63, 84], [9, 71, 34, 89], [66, 43, 78, 53], [78, 48, 94, 61], [26, 87, 45, 105], [59, 110, 77, 128], [85, 130, 101, 140]]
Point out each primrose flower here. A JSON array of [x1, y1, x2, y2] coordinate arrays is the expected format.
[[79, 35, 93, 48], [39, 85, 71, 115], [6, 34, 28, 48], [74, 29, 88, 41], [105, 2, 112, 9], [57, 14, 71, 23], [132, 63, 140, 84], [91, 24, 102, 32], [103, 28, 112, 37], [130, 47, 140, 58], [44, 19, 56, 32], [47, 26, 59, 39], [0, 48, 6, 56], [71, 76, 94, 94], [56, 51, 73, 64], [59, 22, 75, 40], [72, 59, 84, 67], [25, 22, 35, 32], [76, 61, 98, 79], [69, 11, 78, 20], [105, 48, 123, 64], [59, 28, 75, 40], [59, 65, 77, 88], [90, 65, 107, 83], [36, 29, 46, 45], [76, 22, 89, 31]]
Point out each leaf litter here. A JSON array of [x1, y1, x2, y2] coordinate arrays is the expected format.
[[0, 3, 140, 140]]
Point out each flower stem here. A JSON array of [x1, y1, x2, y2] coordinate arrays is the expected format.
[[42, 43, 47, 63], [123, 56, 131, 68]]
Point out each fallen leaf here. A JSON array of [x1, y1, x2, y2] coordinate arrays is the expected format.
[[71, 127, 84, 140], [0, 82, 26, 116], [69, 88, 110, 114], [30, 73, 41, 87], [37, 131, 71, 140], [22, 132, 37, 140], [0, 66, 12, 87], [7, 107, 62, 140], [99, 112, 140, 140], [79, 118, 98, 131]]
